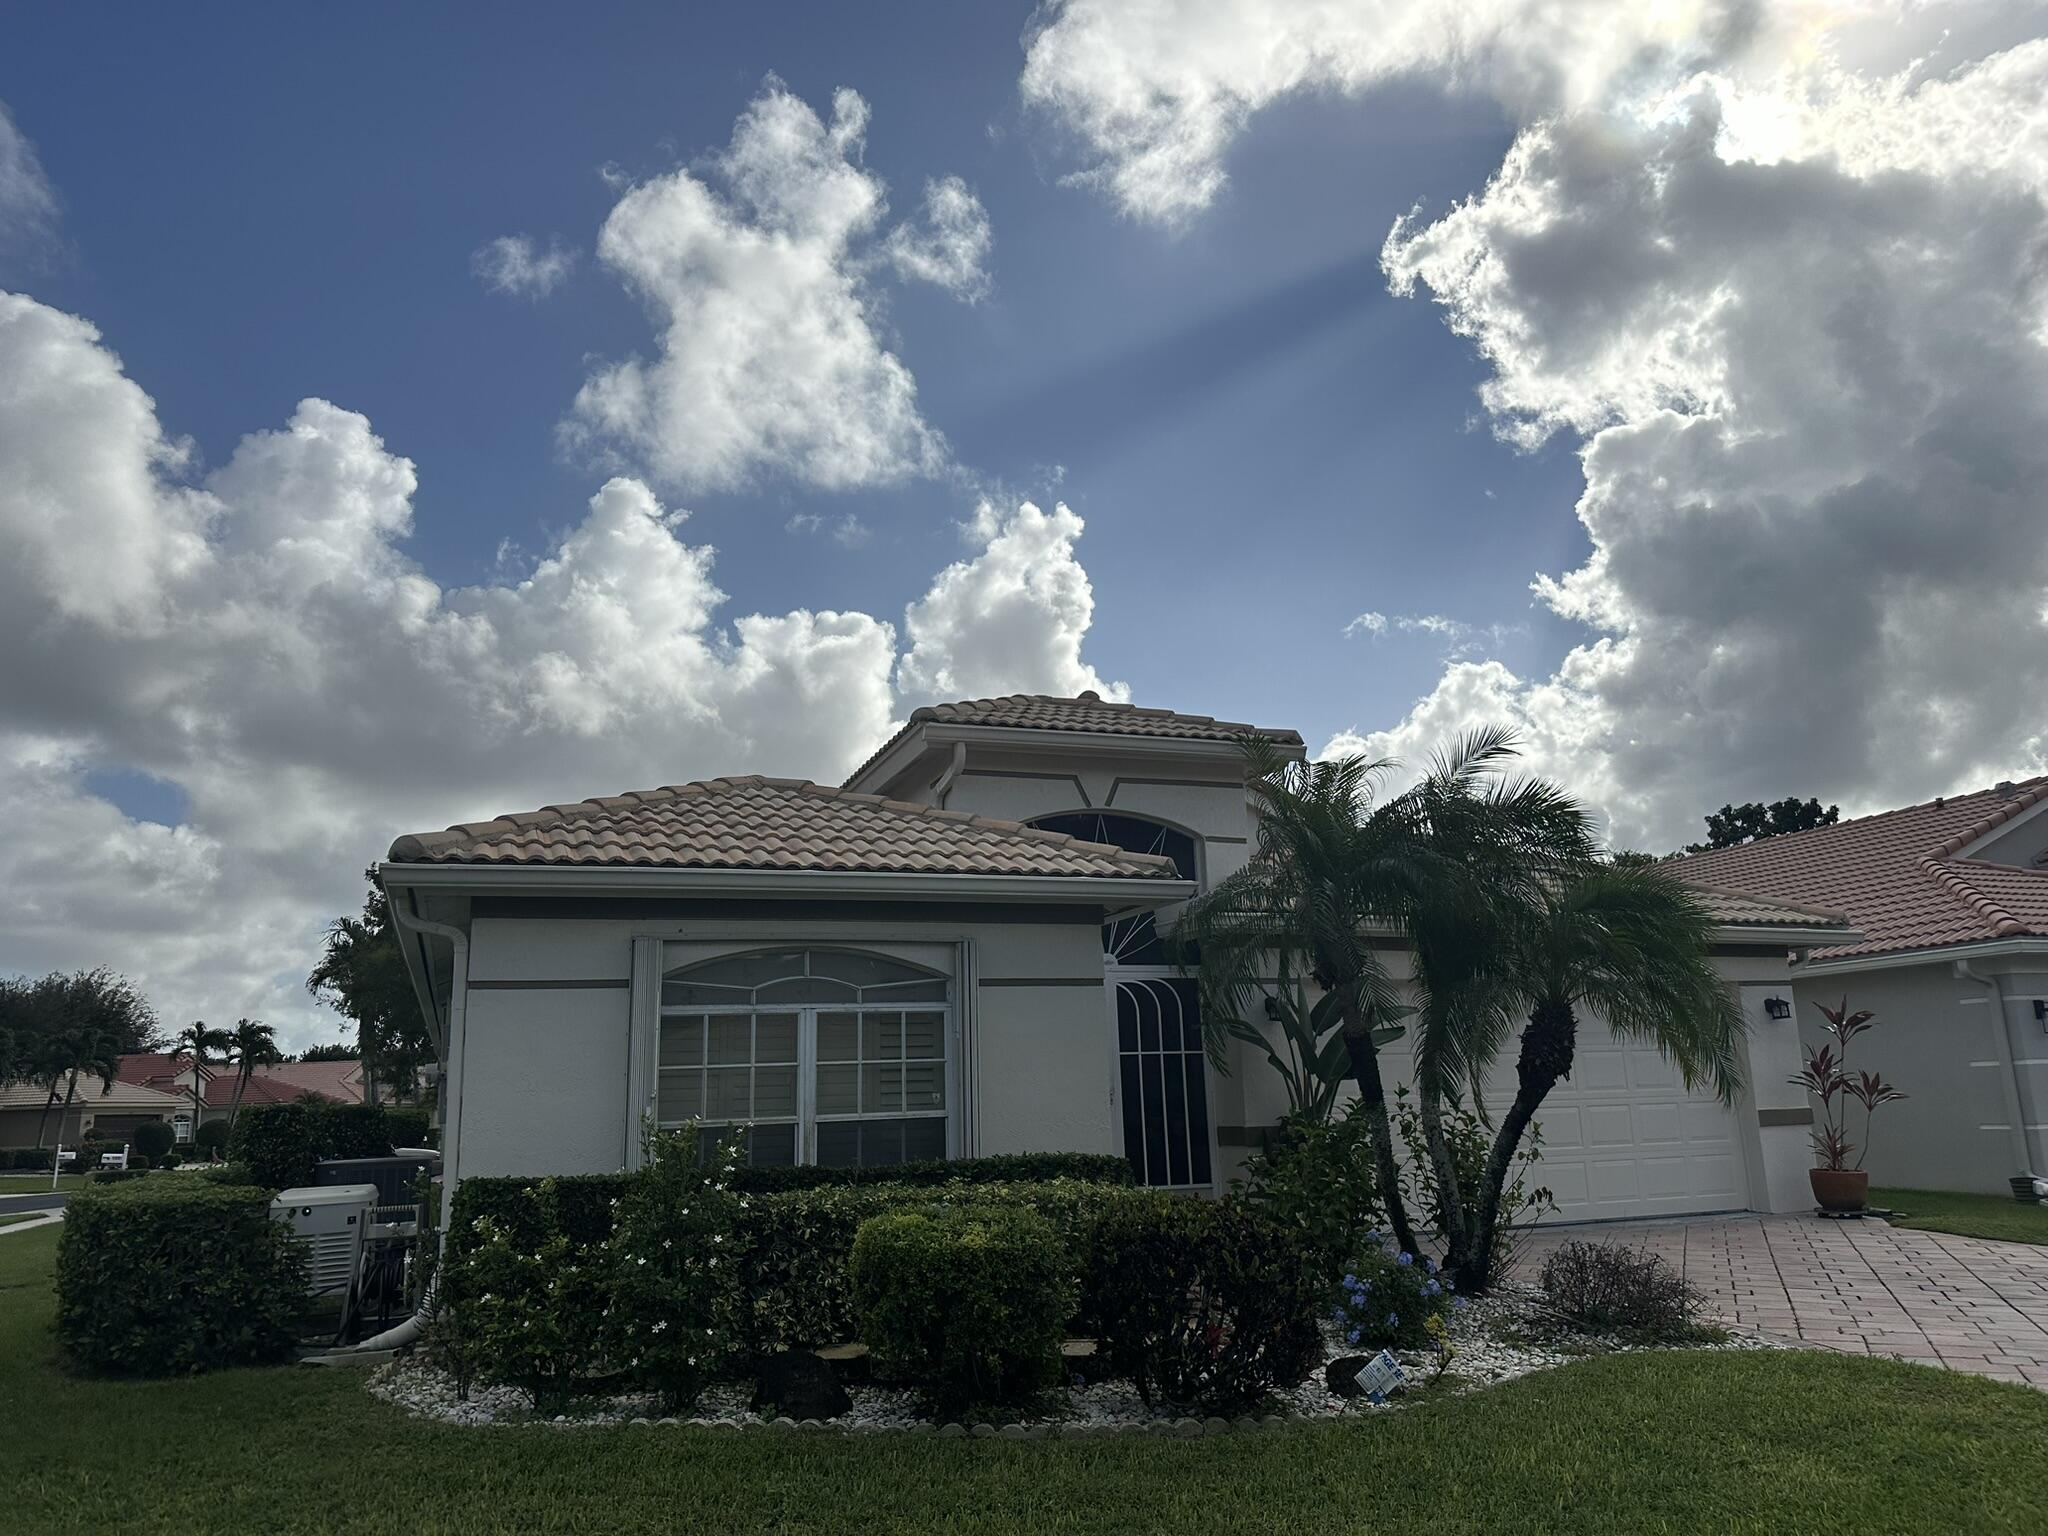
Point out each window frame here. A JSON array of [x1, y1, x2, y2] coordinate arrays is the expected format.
[[635, 943, 958, 1170]]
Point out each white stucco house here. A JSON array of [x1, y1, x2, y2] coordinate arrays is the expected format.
[[1675, 776, 2048, 1197], [382, 693, 1853, 1225]]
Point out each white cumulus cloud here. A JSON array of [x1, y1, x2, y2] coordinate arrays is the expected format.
[[1030, 2, 2048, 848], [0, 292, 1115, 1043], [0, 101, 60, 274], [565, 80, 987, 495]]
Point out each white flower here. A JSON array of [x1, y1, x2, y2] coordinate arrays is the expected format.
[[637, 1257, 647, 1267], [652, 1320, 668, 1334]]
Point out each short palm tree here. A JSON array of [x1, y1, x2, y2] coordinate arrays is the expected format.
[[1437, 862, 1742, 1290], [176, 1020, 231, 1145], [224, 1018, 282, 1129]]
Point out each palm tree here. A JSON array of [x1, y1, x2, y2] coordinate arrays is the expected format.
[[176, 1020, 231, 1145], [1432, 861, 1742, 1290], [224, 1018, 282, 1129], [1176, 737, 1463, 1255]]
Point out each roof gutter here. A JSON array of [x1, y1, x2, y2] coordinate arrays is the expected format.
[[379, 862, 1195, 909], [1798, 935, 2048, 977], [1954, 957, 2038, 1181]]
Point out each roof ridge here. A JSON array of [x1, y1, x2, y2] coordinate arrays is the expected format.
[[1915, 855, 2035, 939], [1926, 777, 2048, 860], [789, 780, 1178, 872], [1679, 879, 1851, 925]]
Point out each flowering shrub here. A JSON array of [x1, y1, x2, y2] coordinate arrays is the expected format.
[[454, 1178, 610, 1413], [1332, 1234, 1457, 1353], [1538, 1242, 1704, 1340], [605, 1128, 745, 1412]]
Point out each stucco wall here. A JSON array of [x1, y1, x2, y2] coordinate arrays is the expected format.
[[455, 904, 1114, 1182], [1790, 961, 2045, 1194]]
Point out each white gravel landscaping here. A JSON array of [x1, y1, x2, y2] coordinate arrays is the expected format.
[[367, 1282, 1782, 1435]]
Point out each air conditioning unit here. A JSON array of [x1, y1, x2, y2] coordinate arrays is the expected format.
[[271, 1184, 378, 1299]]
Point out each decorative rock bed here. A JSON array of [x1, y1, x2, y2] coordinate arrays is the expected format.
[[368, 1282, 1782, 1435]]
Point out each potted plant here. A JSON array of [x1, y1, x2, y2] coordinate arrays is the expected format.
[[1789, 998, 1906, 1212]]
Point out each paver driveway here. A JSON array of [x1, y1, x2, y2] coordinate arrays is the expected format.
[[1515, 1214, 2048, 1387]]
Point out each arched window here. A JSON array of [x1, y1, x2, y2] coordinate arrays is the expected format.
[[1027, 812, 1198, 966], [657, 948, 951, 1169]]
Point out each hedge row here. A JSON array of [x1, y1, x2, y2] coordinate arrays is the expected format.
[[56, 1180, 307, 1376], [445, 1169, 1326, 1413], [227, 1102, 434, 1189], [727, 1151, 1132, 1194], [5, 1148, 55, 1170]]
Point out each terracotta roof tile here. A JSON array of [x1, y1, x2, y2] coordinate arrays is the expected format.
[[1671, 777, 2048, 961], [844, 691, 1301, 789], [386, 774, 1183, 879]]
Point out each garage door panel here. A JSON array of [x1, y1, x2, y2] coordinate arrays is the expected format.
[[1513, 1018, 1746, 1223]]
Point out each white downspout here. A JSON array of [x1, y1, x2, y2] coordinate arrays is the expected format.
[[1955, 959, 2036, 1178], [933, 741, 967, 807]]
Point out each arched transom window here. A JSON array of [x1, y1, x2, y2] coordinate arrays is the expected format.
[[1026, 812, 1198, 965], [658, 948, 951, 1169]]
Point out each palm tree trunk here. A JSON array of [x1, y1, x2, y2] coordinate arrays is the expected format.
[[1461, 991, 1578, 1292], [229, 1064, 251, 1130], [1417, 1088, 1472, 1274], [1336, 997, 1421, 1258], [34, 1081, 59, 1148]]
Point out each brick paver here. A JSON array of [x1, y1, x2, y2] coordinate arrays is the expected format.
[[1514, 1214, 2048, 1387]]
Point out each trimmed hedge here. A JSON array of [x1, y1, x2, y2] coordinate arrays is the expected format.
[[228, 1102, 427, 1189], [194, 1119, 230, 1157], [730, 1152, 1132, 1194], [447, 1173, 1132, 1354], [1085, 1191, 1325, 1414], [9, 1148, 55, 1170], [133, 1120, 175, 1161], [852, 1205, 1074, 1411], [56, 1180, 306, 1376]]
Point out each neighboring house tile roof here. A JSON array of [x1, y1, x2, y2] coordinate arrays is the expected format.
[[1672, 777, 2048, 961], [115, 1055, 351, 1108], [844, 691, 1303, 789], [386, 774, 1183, 879], [1684, 883, 1853, 930], [262, 1059, 365, 1104], [0, 1078, 186, 1113]]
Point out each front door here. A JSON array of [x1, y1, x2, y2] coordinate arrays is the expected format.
[[1111, 973, 1214, 1190]]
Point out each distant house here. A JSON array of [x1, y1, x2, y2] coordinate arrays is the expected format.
[[0, 1077, 186, 1149], [115, 1052, 364, 1132], [1675, 777, 2048, 1195]]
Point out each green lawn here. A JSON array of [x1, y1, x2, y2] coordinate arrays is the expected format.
[[4, 1227, 2045, 1534], [0, 1172, 88, 1193], [1873, 1187, 2048, 1245]]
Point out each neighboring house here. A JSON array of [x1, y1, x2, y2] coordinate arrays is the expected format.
[[117, 1053, 359, 1129], [383, 693, 1853, 1225], [0, 1077, 186, 1149], [1675, 777, 2048, 1196]]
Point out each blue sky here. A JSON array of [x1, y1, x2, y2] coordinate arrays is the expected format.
[[4, 2, 2043, 1043], [4, 3, 1584, 769]]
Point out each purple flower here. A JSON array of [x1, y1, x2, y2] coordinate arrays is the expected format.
[[1386, 1313, 1399, 1329], [1396, 1252, 1413, 1267]]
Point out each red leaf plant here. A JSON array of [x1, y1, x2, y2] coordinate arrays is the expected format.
[[1788, 998, 1906, 1171]]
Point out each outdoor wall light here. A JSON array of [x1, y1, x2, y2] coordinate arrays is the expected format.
[[1763, 996, 1792, 1021]]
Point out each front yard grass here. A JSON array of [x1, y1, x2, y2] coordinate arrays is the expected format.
[[4, 1226, 2045, 1534], [1873, 1186, 2048, 1245], [0, 1172, 89, 1193]]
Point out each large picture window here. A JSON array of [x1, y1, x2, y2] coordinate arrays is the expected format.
[[657, 948, 950, 1168]]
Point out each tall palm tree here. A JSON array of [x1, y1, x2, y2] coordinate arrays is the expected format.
[[224, 1018, 282, 1129], [176, 1020, 231, 1145], [1177, 737, 1465, 1255]]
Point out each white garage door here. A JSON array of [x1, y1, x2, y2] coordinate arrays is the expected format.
[[1484, 1029, 1748, 1222]]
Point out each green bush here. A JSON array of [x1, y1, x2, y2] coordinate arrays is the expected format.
[[449, 1178, 610, 1412], [730, 1151, 1132, 1194], [606, 1131, 745, 1411], [159, 1150, 183, 1169], [1333, 1236, 1454, 1353], [194, 1119, 230, 1159], [1086, 1191, 1324, 1414], [12, 1148, 54, 1170], [133, 1119, 175, 1161], [381, 1108, 433, 1149], [851, 1205, 1074, 1413], [448, 1170, 1132, 1357], [1234, 1103, 1383, 1288], [1538, 1242, 1704, 1341], [228, 1101, 419, 1188], [90, 1168, 151, 1185], [56, 1180, 306, 1376]]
